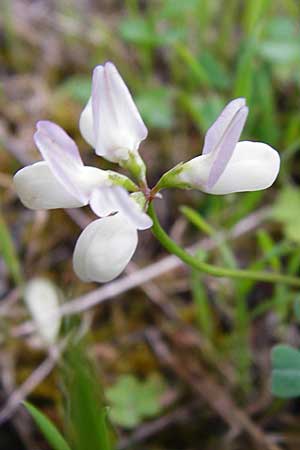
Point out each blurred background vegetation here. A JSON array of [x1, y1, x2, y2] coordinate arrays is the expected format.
[[1, 0, 300, 449]]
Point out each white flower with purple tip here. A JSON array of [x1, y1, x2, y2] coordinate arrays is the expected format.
[[14, 121, 109, 209], [79, 62, 148, 164], [159, 98, 280, 194], [13, 121, 152, 283]]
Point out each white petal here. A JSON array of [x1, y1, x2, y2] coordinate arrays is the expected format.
[[79, 98, 95, 148], [14, 162, 84, 209], [73, 214, 138, 283], [13, 162, 109, 210], [24, 278, 61, 345], [206, 141, 280, 194], [90, 186, 152, 230], [78, 165, 111, 198], [80, 62, 148, 162], [89, 186, 117, 217]]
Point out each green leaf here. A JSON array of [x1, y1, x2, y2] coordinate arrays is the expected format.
[[257, 230, 280, 272], [180, 95, 225, 133], [234, 36, 258, 99], [62, 347, 113, 450], [135, 87, 174, 129], [58, 76, 91, 104], [243, 0, 271, 33], [160, 27, 186, 45], [106, 375, 141, 428], [174, 43, 211, 87], [190, 255, 214, 338], [180, 205, 214, 236], [137, 375, 165, 418], [259, 17, 300, 64], [106, 374, 165, 429], [294, 295, 300, 323], [23, 402, 72, 450], [271, 345, 300, 398], [119, 18, 159, 47], [254, 66, 278, 145], [160, 0, 200, 18], [0, 210, 23, 285], [199, 52, 230, 90], [260, 40, 300, 64], [272, 186, 300, 243]]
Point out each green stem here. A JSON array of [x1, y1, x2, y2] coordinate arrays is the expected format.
[[148, 203, 300, 288]]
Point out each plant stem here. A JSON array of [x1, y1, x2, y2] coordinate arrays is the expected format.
[[148, 203, 300, 288]]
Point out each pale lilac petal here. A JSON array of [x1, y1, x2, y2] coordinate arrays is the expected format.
[[203, 98, 246, 155], [90, 186, 152, 230], [91, 62, 148, 162], [206, 105, 248, 189], [34, 121, 87, 203], [36, 121, 83, 164]]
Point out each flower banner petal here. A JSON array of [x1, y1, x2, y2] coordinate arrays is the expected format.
[[206, 105, 248, 190], [80, 62, 148, 162], [34, 121, 88, 203], [202, 98, 246, 155]]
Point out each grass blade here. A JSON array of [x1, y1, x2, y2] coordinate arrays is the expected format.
[[23, 401, 72, 450]]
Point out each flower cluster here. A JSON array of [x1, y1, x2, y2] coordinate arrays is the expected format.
[[14, 62, 280, 283]]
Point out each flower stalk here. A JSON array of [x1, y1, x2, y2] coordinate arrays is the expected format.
[[119, 151, 147, 185], [148, 203, 300, 288]]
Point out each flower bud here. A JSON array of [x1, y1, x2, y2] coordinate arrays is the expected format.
[[155, 99, 280, 195], [79, 62, 148, 174], [180, 141, 280, 194]]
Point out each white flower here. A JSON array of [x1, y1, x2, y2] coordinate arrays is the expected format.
[[165, 98, 280, 194], [181, 141, 280, 195], [14, 121, 109, 209], [24, 278, 62, 345], [14, 121, 152, 283], [79, 62, 148, 164]]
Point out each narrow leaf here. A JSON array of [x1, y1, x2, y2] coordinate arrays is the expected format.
[[62, 346, 113, 450], [0, 210, 23, 285], [23, 401, 72, 450], [271, 345, 300, 398]]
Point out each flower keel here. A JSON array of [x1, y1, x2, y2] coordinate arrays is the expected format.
[[73, 214, 138, 283]]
